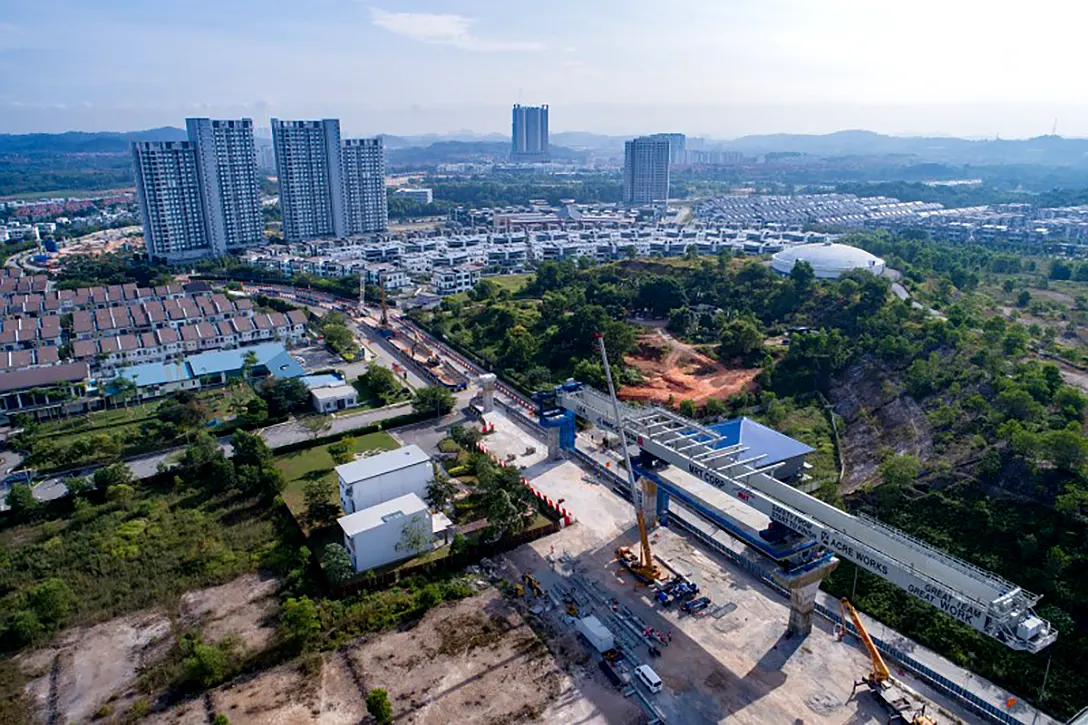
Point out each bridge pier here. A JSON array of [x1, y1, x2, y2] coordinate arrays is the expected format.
[[778, 559, 839, 637]]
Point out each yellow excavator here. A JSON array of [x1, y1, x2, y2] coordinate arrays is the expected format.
[[839, 598, 937, 725], [596, 331, 662, 583]]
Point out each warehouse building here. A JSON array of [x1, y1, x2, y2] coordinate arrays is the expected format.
[[336, 444, 433, 515]]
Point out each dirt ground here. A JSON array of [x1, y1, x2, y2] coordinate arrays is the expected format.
[[620, 328, 758, 405], [149, 589, 636, 725], [18, 572, 281, 724]]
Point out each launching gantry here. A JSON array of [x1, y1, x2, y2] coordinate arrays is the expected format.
[[535, 380, 1056, 653]]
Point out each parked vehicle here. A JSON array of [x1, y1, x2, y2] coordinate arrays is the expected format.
[[681, 596, 711, 614], [635, 664, 664, 693], [598, 658, 624, 688]]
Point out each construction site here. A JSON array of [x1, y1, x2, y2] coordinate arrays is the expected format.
[[620, 327, 759, 405]]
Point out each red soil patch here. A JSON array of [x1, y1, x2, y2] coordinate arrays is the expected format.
[[620, 328, 759, 405]]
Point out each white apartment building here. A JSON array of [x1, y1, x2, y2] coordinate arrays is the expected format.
[[186, 118, 264, 255], [394, 188, 433, 205], [132, 119, 264, 263], [342, 138, 389, 234], [624, 136, 671, 206], [433, 265, 480, 295], [132, 141, 210, 261], [272, 118, 347, 243]]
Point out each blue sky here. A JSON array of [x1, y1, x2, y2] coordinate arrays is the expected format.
[[3, 0, 1088, 137]]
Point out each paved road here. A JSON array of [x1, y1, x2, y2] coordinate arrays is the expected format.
[[4, 402, 417, 508]]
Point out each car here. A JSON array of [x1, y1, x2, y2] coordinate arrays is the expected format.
[[681, 596, 711, 614], [634, 664, 663, 694]]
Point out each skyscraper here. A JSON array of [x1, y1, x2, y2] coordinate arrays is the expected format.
[[271, 118, 346, 243], [186, 118, 263, 255], [132, 117, 263, 262], [511, 104, 549, 161], [132, 141, 209, 261], [652, 133, 687, 165], [624, 136, 671, 206], [342, 137, 388, 234]]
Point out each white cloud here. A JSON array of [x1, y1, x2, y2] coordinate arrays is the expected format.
[[369, 8, 543, 52]]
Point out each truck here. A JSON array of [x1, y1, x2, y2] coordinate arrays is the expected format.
[[575, 615, 615, 653]]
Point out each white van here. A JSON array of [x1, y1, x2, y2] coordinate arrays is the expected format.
[[634, 664, 663, 694]]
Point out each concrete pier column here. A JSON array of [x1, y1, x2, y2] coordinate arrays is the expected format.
[[478, 374, 496, 412], [546, 426, 564, 460], [641, 477, 659, 529], [777, 558, 839, 638]]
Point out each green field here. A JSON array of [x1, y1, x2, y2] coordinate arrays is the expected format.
[[753, 401, 840, 489], [277, 431, 399, 524], [488, 273, 534, 293]]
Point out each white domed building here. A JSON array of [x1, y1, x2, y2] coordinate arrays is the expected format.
[[771, 242, 886, 279]]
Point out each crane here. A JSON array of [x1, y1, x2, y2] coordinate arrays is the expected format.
[[542, 376, 1057, 653], [840, 597, 938, 725], [597, 332, 661, 583]]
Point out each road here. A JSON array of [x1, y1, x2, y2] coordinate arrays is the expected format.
[[3, 401, 418, 508]]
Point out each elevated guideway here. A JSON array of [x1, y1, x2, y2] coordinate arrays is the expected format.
[[545, 381, 1056, 653]]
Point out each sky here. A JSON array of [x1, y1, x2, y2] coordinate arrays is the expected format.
[[4, 0, 1088, 138]]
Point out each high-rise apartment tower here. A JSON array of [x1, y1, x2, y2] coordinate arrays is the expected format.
[[132, 117, 263, 262], [623, 136, 671, 206], [511, 104, 549, 161]]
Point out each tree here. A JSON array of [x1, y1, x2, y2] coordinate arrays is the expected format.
[[281, 596, 322, 650], [412, 386, 455, 417], [212, 715, 230, 725], [303, 478, 340, 527], [321, 543, 355, 586], [182, 637, 235, 688], [1042, 429, 1088, 472], [366, 688, 393, 725], [240, 350, 258, 385], [6, 484, 40, 521], [328, 437, 356, 465], [231, 429, 273, 471], [158, 394, 209, 434], [260, 378, 311, 418], [678, 399, 697, 419], [30, 578, 74, 626], [300, 415, 332, 440], [106, 483, 136, 505], [361, 363, 400, 404], [718, 318, 763, 362], [879, 454, 920, 490], [789, 260, 815, 293], [65, 476, 93, 497], [322, 324, 356, 357], [426, 471, 457, 510], [395, 513, 432, 556], [1017, 289, 1032, 307], [94, 462, 134, 490], [237, 396, 269, 428]]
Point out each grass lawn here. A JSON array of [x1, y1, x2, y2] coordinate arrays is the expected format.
[[277, 431, 399, 527], [488, 273, 534, 294]]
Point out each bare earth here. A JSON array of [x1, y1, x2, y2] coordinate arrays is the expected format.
[[18, 572, 281, 724], [148, 589, 631, 725], [621, 328, 759, 405]]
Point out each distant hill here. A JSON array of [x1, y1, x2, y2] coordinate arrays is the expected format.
[[719, 130, 1088, 166], [0, 127, 187, 154]]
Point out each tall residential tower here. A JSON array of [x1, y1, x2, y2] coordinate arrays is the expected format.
[[132, 141, 209, 261], [623, 136, 671, 207], [132, 117, 263, 262], [511, 104, 549, 161], [186, 118, 263, 255], [271, 118, 347, 243], [342, 137, 388, 234]]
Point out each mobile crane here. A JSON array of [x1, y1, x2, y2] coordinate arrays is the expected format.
[[596, 332, 662, 583], [840, 598, 937, 725]]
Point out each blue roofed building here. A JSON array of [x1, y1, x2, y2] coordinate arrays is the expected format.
[[300, 373, 345, 390], [706, 417, 815, 482], [186, 342, 304, 384], [112, 342, 303, 401]]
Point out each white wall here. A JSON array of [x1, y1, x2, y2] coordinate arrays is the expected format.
[[344, 511, 433, 572], [339, 461, 432, 515]]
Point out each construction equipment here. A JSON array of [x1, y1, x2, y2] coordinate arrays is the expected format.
[[840, 598, 937, 724], [522, 573, 544, 598], [597, 332, 661, 584], [840, 597, 890, 688], [544, 378, 1057, 652], [375, 271, 394, 338]]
